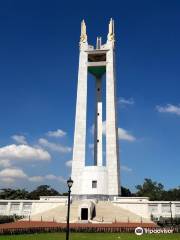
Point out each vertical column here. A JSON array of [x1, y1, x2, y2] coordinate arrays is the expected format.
[[158, 203, 162, 217], [94, 77, 103, 166], [106, 42, 120, 197], [71, 46, 88, 195], [6, 202, 11, 215], [171, 203, 175, 218], [19, 202, 24, 215]]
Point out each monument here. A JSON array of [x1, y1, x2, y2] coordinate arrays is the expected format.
[[0, 20, 178, 224], [71, 19, 121, 200]]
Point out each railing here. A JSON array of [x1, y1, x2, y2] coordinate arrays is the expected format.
[[0, 221, 171, 235]]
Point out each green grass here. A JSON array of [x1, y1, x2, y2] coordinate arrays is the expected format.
[[0, 233, 180, 240]]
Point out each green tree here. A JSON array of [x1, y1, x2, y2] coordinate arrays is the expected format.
[[28, 185, 60, 200], [135, 178, 164, 200], [121, 186, 132, 197], [161, 187, 180, 201], [0, 188, 29, 200]]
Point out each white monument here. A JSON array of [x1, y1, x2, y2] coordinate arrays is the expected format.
[[0, 20, 179, 223], [71, 19, 121, 200]]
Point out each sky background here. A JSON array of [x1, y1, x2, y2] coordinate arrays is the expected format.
[[0, 0, 180, 193]]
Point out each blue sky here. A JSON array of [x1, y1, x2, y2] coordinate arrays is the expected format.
[[0, 0, 180, 192]]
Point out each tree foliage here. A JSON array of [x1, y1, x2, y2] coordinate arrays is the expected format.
[[0, 188, 29, 200], [121, 186, 132, 197], [27, 185, 60, 200], [136, 178, 164, 200], [161, 187, 180, 201], [0, 180, 180, 200], [136, 178, 180, 201], [0, 185, 60, 200]]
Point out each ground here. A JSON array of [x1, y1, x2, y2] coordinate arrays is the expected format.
[[0, 233, 180, 240]]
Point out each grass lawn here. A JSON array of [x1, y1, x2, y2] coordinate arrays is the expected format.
[[0, 233, 180, 240]]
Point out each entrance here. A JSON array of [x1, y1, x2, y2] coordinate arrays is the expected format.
[[81, 208, 88, 220]]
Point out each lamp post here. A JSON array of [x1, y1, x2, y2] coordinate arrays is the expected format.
[[169, 201, 173, 226], [66, 177, 73, 240]]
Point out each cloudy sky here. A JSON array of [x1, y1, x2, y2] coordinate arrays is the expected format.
[[0, 0, 180, 192]]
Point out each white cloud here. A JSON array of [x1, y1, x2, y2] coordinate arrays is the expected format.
[[0, 167, 65, 185], [29, 174, 65, 183], [47, 129, 66, 138], [121, 165, 133, 172], [0, 168, 27, 179], [0, 160, 11, 167], [118, 97, 134, 106], [11, 135, 27, 145], [0, 144, 51, 165], [0, 167, 28, 184], [44, 174, 65, 182], [28, 176, 44, 182], [156, 104, 180, 116], [1, 178, 15, 184], [102, 121, 136, 142], [38, 138, 71, 153], [65, 160, 72, 167], [45, 174, 58, 180], [118, 128, 136, 142]]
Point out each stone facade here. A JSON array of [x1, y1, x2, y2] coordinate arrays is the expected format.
[[0, 197, 180, 223]]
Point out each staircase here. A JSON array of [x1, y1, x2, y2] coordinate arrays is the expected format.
[[29, 201, 80, 222], [28, 200, 152, 223], [93, 201, 151, 223]]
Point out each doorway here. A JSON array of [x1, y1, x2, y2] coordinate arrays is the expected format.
[[81, 208, 88, 220]]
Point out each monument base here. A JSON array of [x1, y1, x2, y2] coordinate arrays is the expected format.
[[72, 194, 119, 201]]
